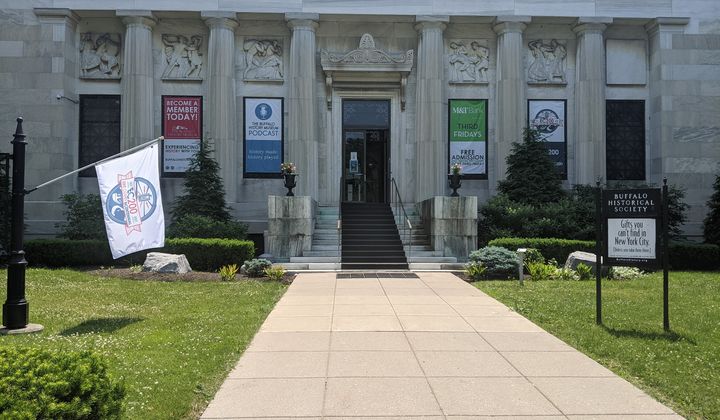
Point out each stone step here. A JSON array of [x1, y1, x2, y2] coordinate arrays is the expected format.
[[315, 228, 340, 234], [313, 239, 341, 246], [404, 245, 434, 251], [290, 256, 341, 263], [312, 244, 342, 251], [406, 256, 458, 263], [315, 234, 340, 240], [403, 250, 444, 257], [303, 250, 340, 257], [409, 262, 466, 271]]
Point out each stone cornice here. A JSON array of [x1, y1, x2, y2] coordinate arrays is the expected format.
[[644, 17, 689, 37], [33, 8, 80, 26]]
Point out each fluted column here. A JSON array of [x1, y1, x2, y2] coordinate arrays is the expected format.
[[286, 13, 319, 198], [493, 17, 530, 187], [203, 12, 238, 203], [118, 11, 156, 150], [574, 17, 612, 185], [414, 16, 448, 201]]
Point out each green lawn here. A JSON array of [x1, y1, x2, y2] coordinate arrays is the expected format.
[[0, 268, 287, 419], [474, 271, 720, 420]]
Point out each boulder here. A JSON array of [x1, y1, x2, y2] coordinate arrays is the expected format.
[[564, 251, 609, 276], [142, 252, 192, 274]]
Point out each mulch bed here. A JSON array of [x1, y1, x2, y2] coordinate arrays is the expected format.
[[86, 267, 296, 283]]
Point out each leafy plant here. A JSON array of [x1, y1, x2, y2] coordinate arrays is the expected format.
[[0, 347, 125, 419], [242, 258, 272, 277], [609, 266, 644, 281], [464, 261, 487, 281], [219, 264, 239, 281], [498, 128, 565, 206], [704, 174, 720, 246], [57, 193, 106, 240], [575, 262, 593, 280], [129, 264, 143, 273], [167, 214, 247, 240], [526, 261, 557, 281], [469, 246, 519, 279], [555, 267, 580, 281], [263, 266, 286, 282], [524, 248, 544, 265]]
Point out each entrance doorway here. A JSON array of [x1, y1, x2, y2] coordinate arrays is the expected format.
[[342, 99, 390, 203]]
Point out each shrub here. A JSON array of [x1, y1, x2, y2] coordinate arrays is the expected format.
[[242, 258, 272, 277], [464, 261, 487, 281], [555, 267, 580, 281], [489, 238, 595, 265], [575, 263, 593, 280], [498, 128, 565, 206], [167, 214, 248, 240], [24, 238, 255, 272], [0, 347, 124, 419], [469, 246, 519, 279], [219, 264, 239, 281], [526, 261, 557, 281], [704, 174, 720, 246], [263, 266, 286, 282], [57, 193, 106, 241], [525, 248, 544, 265], [668, 241, 720, 270], [609, 266, 644, 280]]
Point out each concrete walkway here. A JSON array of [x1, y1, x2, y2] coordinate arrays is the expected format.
[[202, 272, 679, 419]]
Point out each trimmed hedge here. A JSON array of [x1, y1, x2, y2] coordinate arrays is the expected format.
[[0, 347, 124, 419], [24, 238, 255, 272], [488, 237, 720, 271]]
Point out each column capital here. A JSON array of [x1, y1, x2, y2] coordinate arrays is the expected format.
[[492, 16, 531, 35], [285, 13, 319, 31], [645, 17, 689, 37], [33, 8, 80, 27], [201, 11, 239, 30], [414, 15, 449, 32], [573, 17, 613, 36], [117, 10, 157, 28]]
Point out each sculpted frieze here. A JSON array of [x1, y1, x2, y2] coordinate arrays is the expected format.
[[161, 34, 204, 80], [527, 39, 567, 84], [243, 39, 284, 81], [80, 33, 122, 79], [447, 40, 489, 84]]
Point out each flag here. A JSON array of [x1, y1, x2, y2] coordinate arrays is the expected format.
[[96, 144, 165, 259]]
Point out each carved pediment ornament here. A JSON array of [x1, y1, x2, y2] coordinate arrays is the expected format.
[[321, 34, 414, 110]]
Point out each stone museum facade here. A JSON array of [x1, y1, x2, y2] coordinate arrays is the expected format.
[[1, 1, 719, 255]]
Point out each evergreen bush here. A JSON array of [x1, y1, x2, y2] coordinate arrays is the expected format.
[[167, 214, 247, 240], [57, 193, 107, 240], [242, 258, 272, 277], [0, 347, 124, 419], [468, 246, 519, 279], [703, 174, 720, 246]]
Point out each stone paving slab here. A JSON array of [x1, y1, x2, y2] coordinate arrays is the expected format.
[[202, 272, 679, 419]]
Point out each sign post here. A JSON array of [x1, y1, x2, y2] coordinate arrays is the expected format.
[[595, 180, 602, 325], [662, 178, 670, 331]]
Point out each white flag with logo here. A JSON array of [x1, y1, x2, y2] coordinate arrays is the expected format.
[[96, 144, 165, 259]]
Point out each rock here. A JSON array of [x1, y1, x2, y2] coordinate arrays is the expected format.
[[564, 251, 609, 276], [142, 252, 192, 274]]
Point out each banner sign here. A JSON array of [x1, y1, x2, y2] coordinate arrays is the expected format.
[[244, 97, 284, 177], [96, 145, 165, 259], [603, 188, 661, 267], [448, 99, 487, 179], [528, 99, 567, 179], [162, 96, 202, 175]]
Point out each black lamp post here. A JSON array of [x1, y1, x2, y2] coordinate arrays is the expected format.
[[2, 117, 42, 333]]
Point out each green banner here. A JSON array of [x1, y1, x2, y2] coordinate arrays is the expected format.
[[449, 99, 487, 176]]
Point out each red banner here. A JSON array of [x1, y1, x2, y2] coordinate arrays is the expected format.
[[163, 96, 201, 139]]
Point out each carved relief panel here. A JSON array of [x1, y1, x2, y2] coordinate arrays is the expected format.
[[161, 34, 204, 80], [242, 39, 284, 82], [447, 39, 489, 84], [80, 33, 122, 79], [527, 39, 567, 84]]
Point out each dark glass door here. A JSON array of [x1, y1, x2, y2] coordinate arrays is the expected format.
[[341, 99, 390, 203]]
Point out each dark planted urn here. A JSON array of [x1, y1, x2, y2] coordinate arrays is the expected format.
[[283, 173, 296, 196], [448, 173, 461, 197]]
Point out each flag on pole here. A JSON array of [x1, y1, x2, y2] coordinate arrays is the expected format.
[[96, 144, 165, 259]]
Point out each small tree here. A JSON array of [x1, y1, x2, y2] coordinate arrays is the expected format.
[[704, 174, 720, 245], [58, 193, 107, 240], [498, 128, 565, 206], [171, 140, 231, 224]]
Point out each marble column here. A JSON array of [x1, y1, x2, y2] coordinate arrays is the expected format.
[[414, 15, 448, 202], [118, 10, 156, 150], [286, 13, 319, 199], [202, 12, 238, 203], [492, 16, 530, 188], [573, 17, 612, 185]]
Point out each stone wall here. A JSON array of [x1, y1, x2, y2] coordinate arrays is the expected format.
[[265, 195, 315, 259], [418, 196, 478, 260]]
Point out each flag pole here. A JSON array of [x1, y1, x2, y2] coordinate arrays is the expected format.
[[25, 136, 164, 195]]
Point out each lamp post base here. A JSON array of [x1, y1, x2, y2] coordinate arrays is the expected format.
[[0, 323, 43, 335]]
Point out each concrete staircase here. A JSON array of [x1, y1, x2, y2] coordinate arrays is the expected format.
[[283, 206, 341, 270], [392, 205, 465, 270], [341, 202, 408, 270]]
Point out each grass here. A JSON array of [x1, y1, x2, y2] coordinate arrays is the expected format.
[[0, 268, 287, 419], [474, 271, 720, 419]]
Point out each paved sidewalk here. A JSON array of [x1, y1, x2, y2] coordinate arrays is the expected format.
[[202, 272, 679, 419]]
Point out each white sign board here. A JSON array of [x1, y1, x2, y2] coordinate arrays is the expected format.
[[607, 218, 656, 260]]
